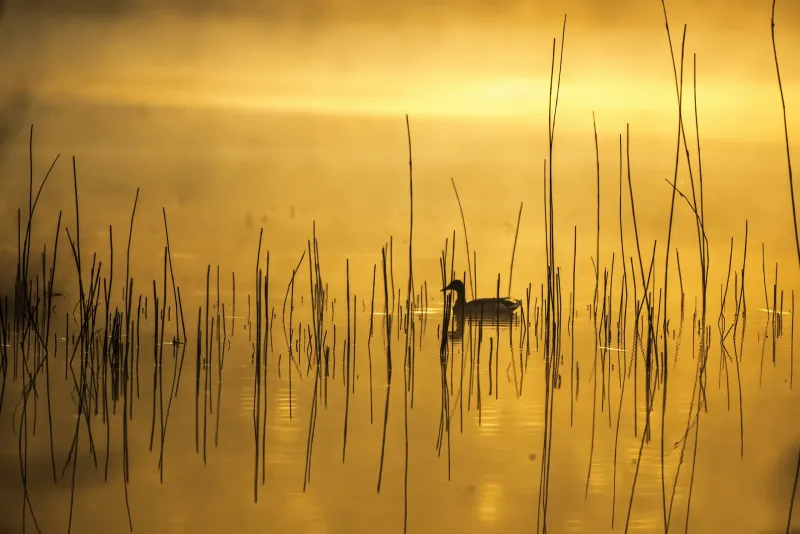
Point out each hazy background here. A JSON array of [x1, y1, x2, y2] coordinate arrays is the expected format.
[[1, 0, 798, 128], [0, 0, 797, 299]]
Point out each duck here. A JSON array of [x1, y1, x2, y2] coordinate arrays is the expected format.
[[442, 279, 522, 317]]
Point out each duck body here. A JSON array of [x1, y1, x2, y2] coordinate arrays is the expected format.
[[442, 279, 521, 317]]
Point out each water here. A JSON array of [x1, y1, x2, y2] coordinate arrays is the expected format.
[[0, 11, 799, 533], [0, 281, 798, 534]]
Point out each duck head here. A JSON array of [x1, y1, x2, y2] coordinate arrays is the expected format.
[[442, 280, 468, 306], [442, 279, 466, 295]]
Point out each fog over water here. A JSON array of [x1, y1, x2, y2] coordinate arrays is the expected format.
[[0, 1, 799, 533]]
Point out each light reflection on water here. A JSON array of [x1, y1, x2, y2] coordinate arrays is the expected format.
[[0, 298, 797, 533], [476, 477, 503, 525]]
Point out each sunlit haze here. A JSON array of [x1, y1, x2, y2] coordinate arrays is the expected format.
[[0, 1, 799, 533]]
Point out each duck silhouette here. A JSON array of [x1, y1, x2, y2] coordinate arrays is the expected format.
[[442, 279, 521, 318]]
